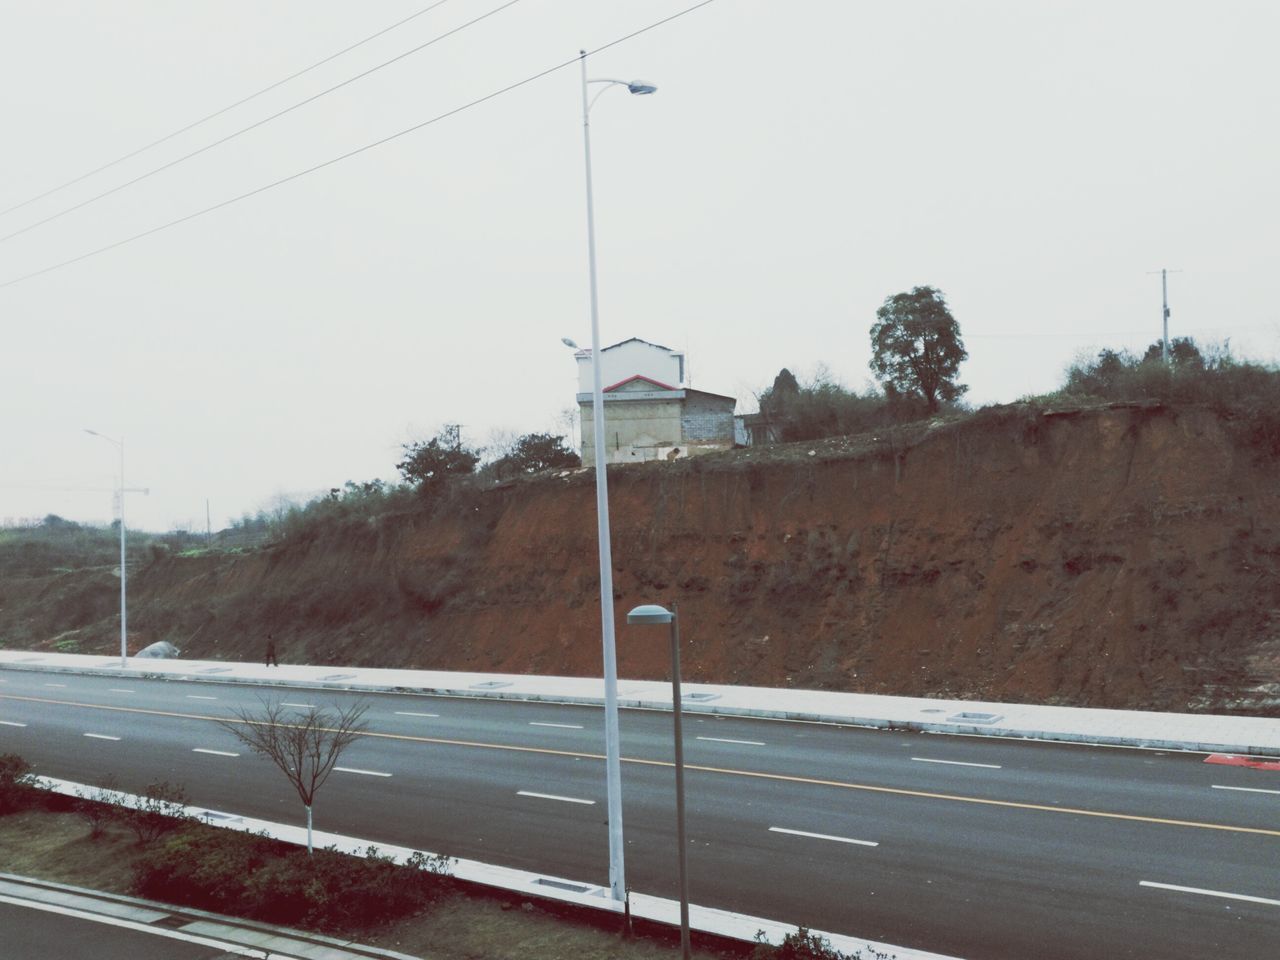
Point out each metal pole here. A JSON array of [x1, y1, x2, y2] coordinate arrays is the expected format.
[[581, 47, 626, 904], [118, 439, 127, 668], [670, 603, 690, 959], [1161, 268, 1170, 365]]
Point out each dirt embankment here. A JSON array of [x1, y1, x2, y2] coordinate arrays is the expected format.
[[6, 404, 1279, 713]]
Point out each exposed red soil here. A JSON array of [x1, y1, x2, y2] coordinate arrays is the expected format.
[[8, 403, 1280, 713]]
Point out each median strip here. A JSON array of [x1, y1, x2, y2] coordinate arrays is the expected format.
[[517, 790, 595, 805], [770, 826, 878, 847], [1140, 880, 1280, 908]]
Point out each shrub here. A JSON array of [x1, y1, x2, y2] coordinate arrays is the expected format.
[[752, 927, 883, 960], [74, 775, 120, 839], [0, 753, 36, 814], [122, 780, 192, 845]]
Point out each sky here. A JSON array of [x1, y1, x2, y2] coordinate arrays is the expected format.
[[2, 1, 1277, 532]]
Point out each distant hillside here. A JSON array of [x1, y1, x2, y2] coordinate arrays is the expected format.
[[2, 402, 1278, 715]]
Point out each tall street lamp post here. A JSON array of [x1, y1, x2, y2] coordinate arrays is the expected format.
[[85, 429, 127, 668], [626, 602, 690, 960], [576, 48, 657, 905]]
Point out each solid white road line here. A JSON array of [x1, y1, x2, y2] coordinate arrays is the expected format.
[[334, 766, 392, 778], [83, 733, 120, 741], [911, 757, 1002, 769], [192, 748, 239, 757], [697, 736, 766, 746], [530, 722, 584, 729], [186, 695, 217, 701], [108, 688, 133, 693], [1212, 784, 1280, 796], [769, 827, 879, 847], [282, 702, 315, 708], [517, 790, 595, 805], [1140, 880, 1280, 908], [0, 721, 27, 727], [395, 711, 440, 718]]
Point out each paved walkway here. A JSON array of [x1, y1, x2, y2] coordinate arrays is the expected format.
[[0, 873, 422, 960], [2, 650, 1277, 755]]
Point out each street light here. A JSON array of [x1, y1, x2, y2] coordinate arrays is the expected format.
[[577, 48, 657, 905], [626, 602, 691, 959], [85, 429, 127, 668]]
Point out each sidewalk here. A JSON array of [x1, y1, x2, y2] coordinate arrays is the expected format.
[[0, 872, 423, 960], [2, 649, 1277, 755]]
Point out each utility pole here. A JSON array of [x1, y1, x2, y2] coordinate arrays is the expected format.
[[206, 499, 212, 546], [1148, 268, 1182, 365]]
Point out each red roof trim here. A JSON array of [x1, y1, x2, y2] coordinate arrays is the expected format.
[[602, 374, 680, 393]]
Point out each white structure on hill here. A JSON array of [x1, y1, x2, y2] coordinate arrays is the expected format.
[[572, 338, 737, 466]]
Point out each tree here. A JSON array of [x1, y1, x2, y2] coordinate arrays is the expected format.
[[217, 699, 369, 854], [487, 433, 580, 480], [869, 286, 968, 412], [396, 425, 479, 498], [1142, 336, 1204, 368]]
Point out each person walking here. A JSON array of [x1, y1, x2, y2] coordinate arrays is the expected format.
[[265, 634, 278, 667]]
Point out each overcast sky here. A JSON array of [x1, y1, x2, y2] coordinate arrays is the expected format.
[[3, 1, 1277, 532]]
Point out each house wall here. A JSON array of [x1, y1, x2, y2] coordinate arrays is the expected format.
[[580, 397, 682, 466], [575, 340, 684, 394], [681, 392, 736, 443]]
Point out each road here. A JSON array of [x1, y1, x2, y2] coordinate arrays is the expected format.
[[0, 900, 244, 959], [1, 668, 1277, 959]]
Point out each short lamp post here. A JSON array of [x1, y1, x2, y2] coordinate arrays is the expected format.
[[626, 602, 690, 960]]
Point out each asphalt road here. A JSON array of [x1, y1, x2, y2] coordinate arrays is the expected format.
[[1, 669, 1277, 960], [0, 901, 236, 959]]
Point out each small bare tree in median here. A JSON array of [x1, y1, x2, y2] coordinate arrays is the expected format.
[[217, 699, 369, 854]]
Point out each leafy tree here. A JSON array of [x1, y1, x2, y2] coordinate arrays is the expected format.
[[869, 286, 968, 412], [1142, 336, 1204, 368], [487, 433, 580, 479], [217, 699, 368, 855], [396, 426, 479, 498]]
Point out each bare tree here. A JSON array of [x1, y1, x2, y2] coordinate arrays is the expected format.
[[217, 699, 369, 854]]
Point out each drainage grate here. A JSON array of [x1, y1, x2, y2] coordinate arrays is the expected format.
[[947, 711, 1003, 725], [199, 667, 232, 674], [200, 811, 243, 823], [470, 681, 513, 690], [320, 673, 356, 681], [533, 878, 594, 894], [682, 692, 720, 702], [921, 708, 944, 714], [150, 915, 190, 930]]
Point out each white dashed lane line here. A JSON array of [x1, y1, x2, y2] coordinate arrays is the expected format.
[[395, 711, 439, 718], [0, 721, 27, 728], [1140, 880, 1280, 908], [282, 702, 315, 709], [334, 766, 392, 778], [193, 748, 239, 757], [108, 688, 133, 693], [529, 722, 584, 730], [44, 683, 66, 688], [696, 736, 765, 746], [517, 790, 595, 805], [1212, 784, 1280, 796], [912, 757, 1002, 769], [83, 733, 121, 741], [770, 826, 879, 847], [186, 695, 218, 701]]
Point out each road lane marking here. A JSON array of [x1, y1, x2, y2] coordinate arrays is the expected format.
[[1212, 784, 1280, 796], [282, 702, 316, 709], [44, 683, 66, 688], [395, 711, 440, 718], [7, 691, 1280, 840], [530, 722, 584, 729], [1140, 881, 1280, 908], [912, 757, 1002, 769], [334, 766, 392, 777], [193, 748, 239, 757], [83, 733, 120, 741], [517, 790, 595, 805], [697, 736, 765, 746], [186, 695, 218, 701], [108, 688, 133, 693], [770, 826, 878, 847], [0, 721, 27, 727]]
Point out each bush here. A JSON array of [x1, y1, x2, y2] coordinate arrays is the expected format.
[[74, 776, 120, 839], [0, 753, 37, 814], [133, 828, 452, 932], [752, 927, 886, 960], [122, 781, 191, 845]]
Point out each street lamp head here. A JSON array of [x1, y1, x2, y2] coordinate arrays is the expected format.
[[561, 337, 580, 350], [627, 82, 657, 96], [627, 603, 674, 625], [84, 428, 101, 437]]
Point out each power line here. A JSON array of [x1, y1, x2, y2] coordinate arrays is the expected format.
[[0, 0, 720, 291], [0, 0, 527, 247], [0, 0, 457, 221]]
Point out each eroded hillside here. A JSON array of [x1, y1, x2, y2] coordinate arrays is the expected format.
[[5, 403, 1279, 713]]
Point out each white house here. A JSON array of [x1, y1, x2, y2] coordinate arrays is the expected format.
[[573, 338, 737, 466]]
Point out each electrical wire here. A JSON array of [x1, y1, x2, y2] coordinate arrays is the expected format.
[[0, 0, 719, 291], [0, 0, 457, 220], [0, 0, 526, 247]]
